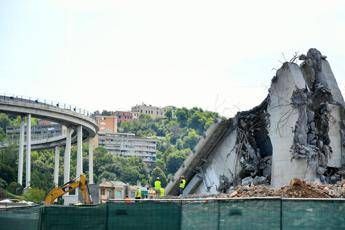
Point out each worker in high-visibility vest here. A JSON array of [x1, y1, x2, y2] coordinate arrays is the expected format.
[[135, 187, 142, 199], [160, 187, 165, 197], [154, 177, 161, 198], [179, 176, 186, 196]]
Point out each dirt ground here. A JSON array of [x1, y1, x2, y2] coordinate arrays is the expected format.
[[225, 178, 345, 198]]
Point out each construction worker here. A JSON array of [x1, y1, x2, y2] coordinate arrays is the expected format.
[[141, 186, 148, 199], [135, 187, 142, 199], [154, 177, 161, 198], [125, 195, 131, 204], [179, 176, 186, 196], [148, 188, 156, 199], [159, 187, 165, 197]]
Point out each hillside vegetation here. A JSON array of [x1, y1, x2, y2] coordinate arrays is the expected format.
[[119, 107, 219, 177], [0, 107, 220, 201]]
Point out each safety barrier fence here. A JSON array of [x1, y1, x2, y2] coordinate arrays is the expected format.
[[0, 205, 40, 230], [1, 198, 345, 230]]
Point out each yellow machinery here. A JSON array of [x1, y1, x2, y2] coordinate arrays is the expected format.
[[44, 174, 92, 205]]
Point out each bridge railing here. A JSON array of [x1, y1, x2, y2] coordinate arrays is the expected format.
[[0, 94, 96, 123]]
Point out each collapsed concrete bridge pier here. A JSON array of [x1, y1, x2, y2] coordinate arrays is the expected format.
[[166, 48, 345, 196]]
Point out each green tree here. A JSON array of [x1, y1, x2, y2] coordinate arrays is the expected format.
[[182, 129, 200, 149], [93, 147, 149, 185], [98, 171, 117, 181], [0, 163, 15, 183], [0, 145, 17, 167], [7, 182, 23, 195], [0, 113, 11, 132], [155, 159, 166, 172], [166, 152, 187, 175], [189, 113, 203, 132], [31, 159, 53, 192], [175, 108, 188, 127], [165, 109, 173, 120], [150, 167, 167, 187]]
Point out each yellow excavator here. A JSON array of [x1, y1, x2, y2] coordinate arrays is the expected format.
[[44, 174, 92, 205]]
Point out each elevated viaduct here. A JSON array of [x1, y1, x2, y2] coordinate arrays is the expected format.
[[0, 95, 98, 189]]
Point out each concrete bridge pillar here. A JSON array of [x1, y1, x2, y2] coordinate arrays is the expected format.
[[88, 140, 94, 184], [17, 116, 25, 185], [64, 127, 72, 183], [76, 125, 83, 177], [25, 114, 31, 188], [54, 146, 59, 187]]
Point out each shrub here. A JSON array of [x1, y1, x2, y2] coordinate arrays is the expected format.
[[7, 182, 23, 195], [23, 187, 46, 203]]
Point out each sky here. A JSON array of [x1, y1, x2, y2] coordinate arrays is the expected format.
[[1, 0, 345, 117]]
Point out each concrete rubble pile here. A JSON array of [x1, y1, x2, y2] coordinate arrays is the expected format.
[[225, 178, 345, 198], [179, 178, 345, 198]]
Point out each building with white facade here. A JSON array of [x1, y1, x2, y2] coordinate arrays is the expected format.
[[98, 133, 157, 163]]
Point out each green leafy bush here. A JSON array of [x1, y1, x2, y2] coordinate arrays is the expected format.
[[23, 187, 46, 203]]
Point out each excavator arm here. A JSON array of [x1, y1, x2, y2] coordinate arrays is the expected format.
[[44, 174, 92, 205]]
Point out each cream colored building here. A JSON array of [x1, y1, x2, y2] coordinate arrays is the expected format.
[[99, 180, 138, 203], [131, 103, 169, 118]]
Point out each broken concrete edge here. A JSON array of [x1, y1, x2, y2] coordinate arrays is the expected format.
[[290, 49, 345, 184], [340, 106, 345, 166], [165, 118, 233, 195], [166, 95, 272, 195], [234, 95, 272, 188], [166, 93, 273, 195]]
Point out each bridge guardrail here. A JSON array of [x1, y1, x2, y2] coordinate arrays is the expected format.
[[0, 95, 95, 122]]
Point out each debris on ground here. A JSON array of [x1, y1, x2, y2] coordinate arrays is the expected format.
[[224, 178, 345, 198], [278, 178, 332, 198], [178, 178, 345, 199], [165, 178, 345, 199]]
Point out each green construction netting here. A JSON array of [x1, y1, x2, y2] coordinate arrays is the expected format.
[[38, 205, 106, 230], [0, 205, 40, 230], [2, 199, 345, 229], [181, 200, 218, 230], [282, 199, 345, 229], [107, 201, 181, 230], [219, 199, 281, 230]]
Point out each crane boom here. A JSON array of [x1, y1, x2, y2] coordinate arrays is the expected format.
[[44, 174, 92, 205]]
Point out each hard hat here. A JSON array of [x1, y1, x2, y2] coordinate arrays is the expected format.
[[157, 177, 160, 179]]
